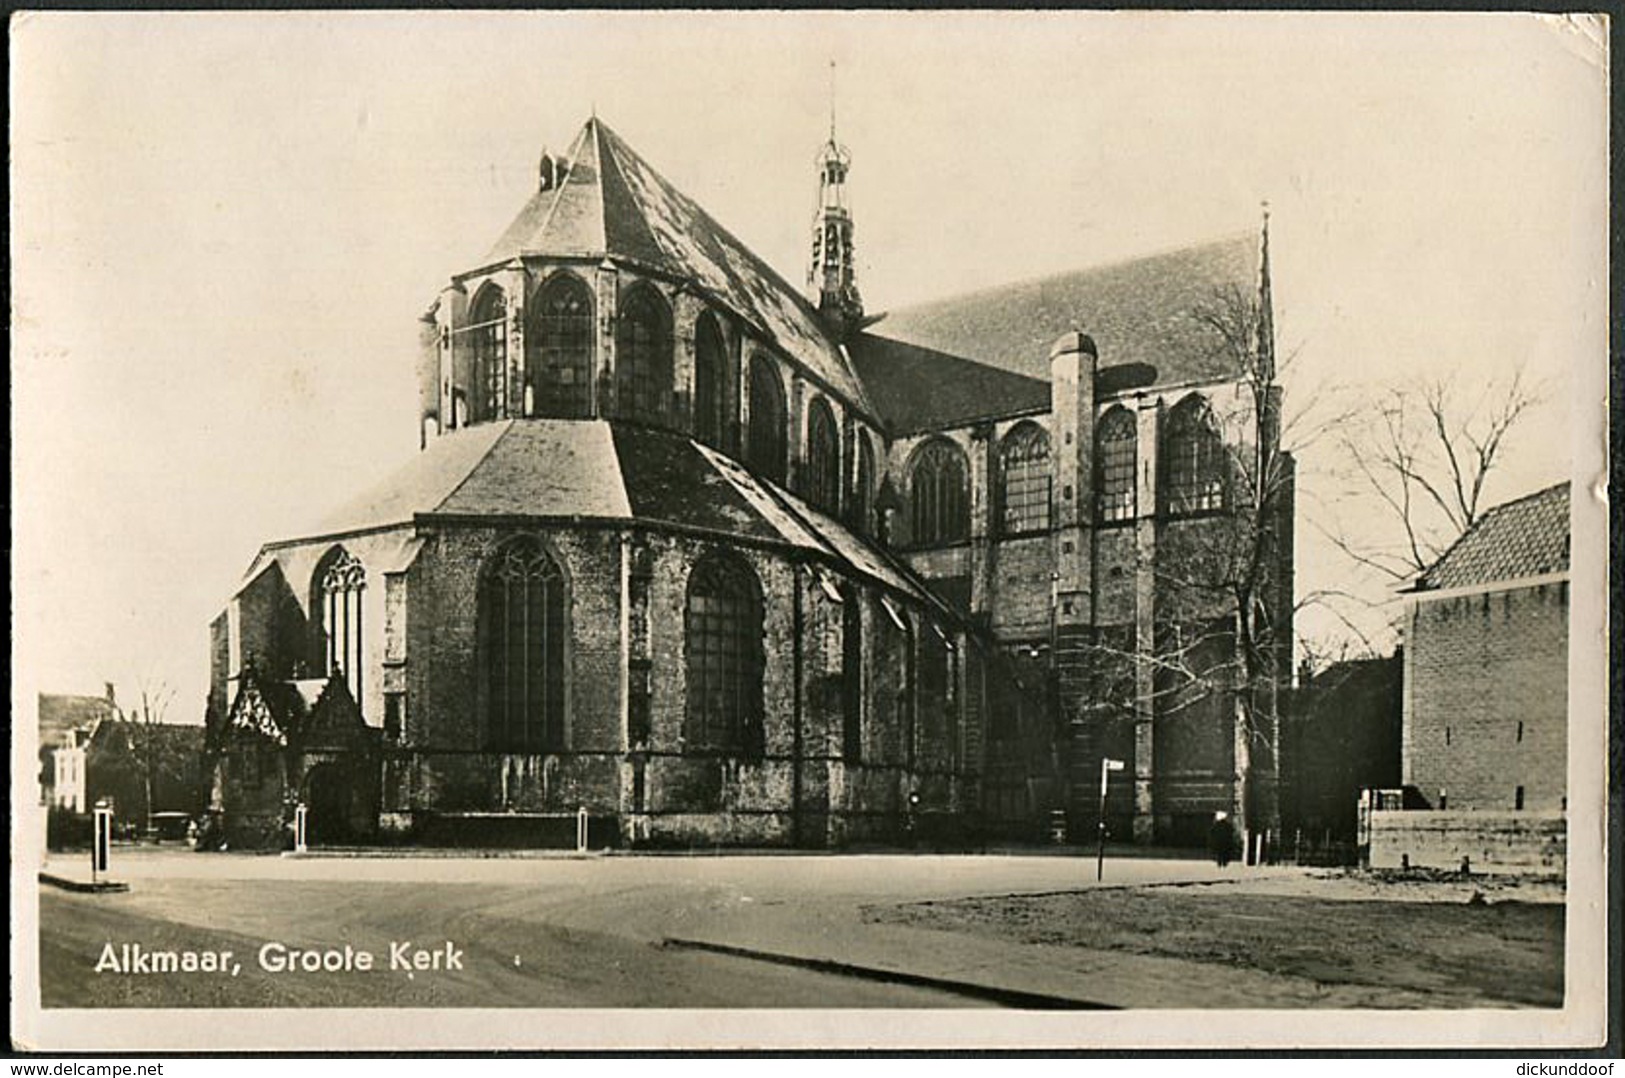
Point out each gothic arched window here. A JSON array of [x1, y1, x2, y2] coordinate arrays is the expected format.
[[747, 354, 787, 484], [530, 274, 593, 419], [1097, 407, 1138, 523], [851, 433, 875, 535], [806, 397, 840, 512], [909, 439, 970, 546], [316, 548, 365, 706], [684, 553, 764, 757], [999, 422, 1051, 535], [616, 285, 673, 425], [468, 286, 507, 422], [479, 537, 566, 753], [694, 313, 728, 448], [1165, 395, 1227, 515]]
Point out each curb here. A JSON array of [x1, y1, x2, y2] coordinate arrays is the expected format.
[[660, 937, 1116, 1010], [40, 872, 129, 894]]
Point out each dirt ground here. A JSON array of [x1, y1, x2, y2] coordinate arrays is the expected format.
[[864, 870, 1566, 1008]]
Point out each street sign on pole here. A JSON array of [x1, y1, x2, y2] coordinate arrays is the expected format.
[[1096, 758, 1125, 881]]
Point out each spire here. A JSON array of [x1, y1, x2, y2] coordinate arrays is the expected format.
[[1258, 200, 1276, 381], [809, 63, 863, 340]]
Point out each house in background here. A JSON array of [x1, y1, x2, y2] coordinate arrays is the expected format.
[[1371, 482, 1570, 874], [38, 685, 120, 814]]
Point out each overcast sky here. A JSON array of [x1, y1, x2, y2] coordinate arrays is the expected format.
[[12, 11, 1606, 721]]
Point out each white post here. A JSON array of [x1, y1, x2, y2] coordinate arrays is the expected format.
[[294, 804, 308, 854], [576, 805, 588, 853]]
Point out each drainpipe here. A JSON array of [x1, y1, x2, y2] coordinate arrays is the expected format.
[[791, 563, 805, 848]]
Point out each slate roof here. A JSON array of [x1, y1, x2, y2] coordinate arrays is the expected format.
[[1418, 482, 1571, 592], [483, 118, 873, 416], [847, 332, 1051, 435], [39, 692, 118, 751], [263, 420, 947, 614], [875, 231, 1265, 389]]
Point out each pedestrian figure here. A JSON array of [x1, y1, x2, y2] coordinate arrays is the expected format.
[[1208, 811, 1236, 868]]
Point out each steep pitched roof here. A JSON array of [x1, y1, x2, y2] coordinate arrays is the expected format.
[[847, 332, 1051, 435], [1418, 482, 1571, 592], [483, 118, 872, 414], [262, 420, 947, 614], [39, 692, 118, 750], [875, 231, 1265, 389]]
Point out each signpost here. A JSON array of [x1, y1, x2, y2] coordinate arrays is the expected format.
[[1097, 758, 1125, 881], [91, 804, 113, 885]]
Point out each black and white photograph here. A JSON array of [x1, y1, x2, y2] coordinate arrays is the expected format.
[[9, 10, 1610, 1052]]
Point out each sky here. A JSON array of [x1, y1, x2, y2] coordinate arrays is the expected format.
[[11, 11, 1606, 723]]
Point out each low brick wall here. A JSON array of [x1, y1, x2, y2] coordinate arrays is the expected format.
[[1368, 809, 1565, 875]]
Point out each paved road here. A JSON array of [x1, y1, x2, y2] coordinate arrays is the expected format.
[[34, 849, 1286, 1010]]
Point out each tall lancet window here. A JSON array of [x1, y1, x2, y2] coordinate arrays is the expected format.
[[909, 438, 970, 546], [851, 433, 875, 535], [684, 553, 764, 758], [616, 285, 673, 425], [531, 274, 593, 419], [747, 354, 787, 484], [468, 287, 508, 422], [317, 549, 366, 706], [999, 422, 1052, 535], [806, 397, 840, 513], [1097, 407, 1138, 522], [694, 313, 727, 448], [479, 537, 566, 753], [1165, 395, 1227, 515]]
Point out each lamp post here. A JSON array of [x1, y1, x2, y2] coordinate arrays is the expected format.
[[1097, 757, 1125, 881]]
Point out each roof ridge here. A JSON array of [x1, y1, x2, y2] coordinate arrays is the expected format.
[[532, 121, 599, 258], [886, 228, 1260, 316], [1477, 480, 1570, 519]]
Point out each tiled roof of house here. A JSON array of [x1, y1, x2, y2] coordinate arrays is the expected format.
[[261, 420, 950, 616], [483, 118, 874, 416], [39, 692, 117, 751], [1419, 482, 1571, 591], [847, 332, 1051, 435], [874, 231, 1264, 389]]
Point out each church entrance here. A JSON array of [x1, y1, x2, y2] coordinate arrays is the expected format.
[[305, 763, 353, 847]]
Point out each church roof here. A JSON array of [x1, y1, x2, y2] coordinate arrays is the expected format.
[[483, 118, 874, 416], [874, 231, 1265, 390], [847, 332, 1051, 434], [1417, 482, 1571, 592], [277, 420, 948, 615]]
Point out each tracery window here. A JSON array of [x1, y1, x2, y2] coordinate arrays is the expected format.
[[467, 287, 507, 422], [1097, 407, 1138, 523], [851, 433, 875, 535], [616, 286, 673, 425], [999, 423, 1052, 534], [747, 354, 787, 484], [806, 397, 840, 513], [1165, 396, 1227, 515], [684, 554, 765, 757], [479, 537, 566, 753], [909, 439, 970, 546], [694, 313, 728, 448], [530, 275, 593, 419], [318, 549, 366, 706]]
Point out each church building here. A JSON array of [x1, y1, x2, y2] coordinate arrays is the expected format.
[[205, 112, 1293, 851]]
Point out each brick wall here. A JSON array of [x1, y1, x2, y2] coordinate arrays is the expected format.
[[1368, 808, 1565, 875], [1404, 581, 1568, 811]]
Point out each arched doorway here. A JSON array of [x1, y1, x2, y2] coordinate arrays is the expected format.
[[304, 763, 353, 847]]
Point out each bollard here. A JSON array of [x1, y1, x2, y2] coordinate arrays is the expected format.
[[576, 805, 588, 853], [294, 804, 308, 854]]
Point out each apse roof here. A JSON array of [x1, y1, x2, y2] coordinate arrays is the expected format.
[[875, 231, 1265, 390], [482, 118, 873, 416], [264, 420, 947, 614], [1417, 482, 1571, 592]]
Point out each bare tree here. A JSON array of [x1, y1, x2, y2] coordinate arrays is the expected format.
[[1327, 370, 1540, 583], [123, 679, 178, 834]]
